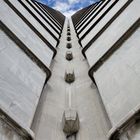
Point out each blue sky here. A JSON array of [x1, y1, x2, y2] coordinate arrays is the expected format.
[[36, 0, 99, 17]]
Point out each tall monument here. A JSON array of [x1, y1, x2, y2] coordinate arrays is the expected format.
[[0, 0, 140, 140]]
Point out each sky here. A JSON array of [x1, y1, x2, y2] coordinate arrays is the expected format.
[[36, 0, 100, 17]]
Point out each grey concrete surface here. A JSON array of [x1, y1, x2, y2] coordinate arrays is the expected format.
[[20, 0, 59, 39], [0, 30, 46, 129], [33, 1, 61, 29], [81, 0, 129, 47], [79, 0, 112, 38], [29, 0, 61, 33], [75, 1, 101, 30], [9, 0, 58, 47], [0, 0, 54, 68], [77, 0, 109, 35], [1, 0, 140, 139], [120, 122, 140, 140], [32, 19, 110, 140], [35, 2, 62, 29], [94, 27, 140, 126], [0, 119, 23, 140], [85, 0, 140, 67], [80, 0, 115, 42]]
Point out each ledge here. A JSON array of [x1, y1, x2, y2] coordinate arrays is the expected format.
[[0, 106, 34, 140], [81, 0, 133, 59], [88, 18, 140, 83], [0, 21, 52, 83], [88, 18, 140, 140], [108, 104, 140, 140], [4, 0, 57, 58]]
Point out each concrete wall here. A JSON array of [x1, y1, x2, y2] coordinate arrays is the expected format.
[[35, 2, 62, 29], [10, 0, 59, 46], [6, 0, 58, 48], [73, 0, 140, 139], [77, 0, 108, 36], [81, 0, 129, 47], [29, 0, 61, 34], [85, 0, 139, 67], [0, 0, 54, 67], [94, 27, 140, 126], [20, 0, 59, 38], [75, 2, 99, 30], [0, 119, 24, 140], [0, 0, 65, 139], [32, 18, 110, 140], [1, 0, 140, 139], [0, 28, 46, 129]]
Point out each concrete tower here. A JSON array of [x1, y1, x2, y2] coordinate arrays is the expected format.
[[0, 0, 140, 140]]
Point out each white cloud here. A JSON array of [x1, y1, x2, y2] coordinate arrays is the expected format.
[[68, 0, 80, 4], [52, 0, 95, 17], [38, 0, 99, 17], [52, 1, 78, 17], [63, 10, 77, 17], [53, 2, 70, 12]]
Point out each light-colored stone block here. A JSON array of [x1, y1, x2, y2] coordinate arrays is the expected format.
[[0, 0, 54, 68], [9, 0, 58, 47], [0, 30, 46, 128], [86, 0, 140, 67], [94, 27, 140, 126], [29, 0, 61, 33], [78, 0, 109, 35], [81, 0, 129, 47]]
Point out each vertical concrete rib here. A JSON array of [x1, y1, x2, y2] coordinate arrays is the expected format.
[[32, 18, 110, 140]]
